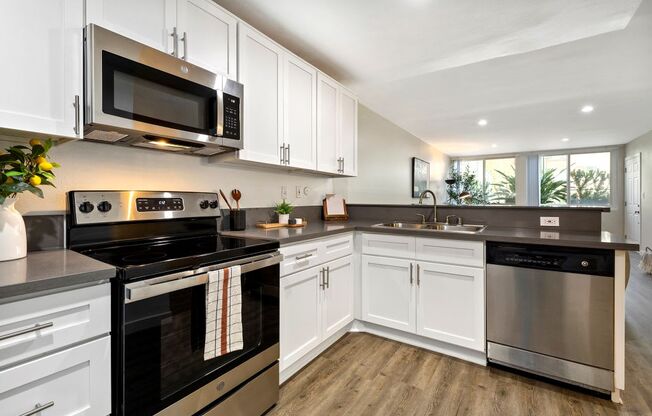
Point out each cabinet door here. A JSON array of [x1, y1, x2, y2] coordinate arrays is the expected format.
[[177, 0, 237, 79], [280, 266, 322, 371], [0, 0, 83, 139], [316, 73, 340, 174], [361, 255, 415, 333], [416, 261, 485, 351], [238, 25, 284, 165], [339, 88, 358, 176], [323, 256, 354, 339], [284, 55, 317, 170], [86, 0, 176, 54]]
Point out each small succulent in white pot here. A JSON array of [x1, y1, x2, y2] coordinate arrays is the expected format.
[[274, 200, 293, 225]]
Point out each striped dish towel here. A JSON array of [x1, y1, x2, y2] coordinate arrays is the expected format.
[[204, 265, 243, 360]]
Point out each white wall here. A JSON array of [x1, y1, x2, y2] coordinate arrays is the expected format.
[[333, 104, 450, 204], [626, 130, 652, 251], [1, 139, 333, 215]]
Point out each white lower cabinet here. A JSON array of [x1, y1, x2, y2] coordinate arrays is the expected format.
[[361, 234, 486, 353], [361, 255, 415, 333], [280, 253, 354, 372], [0, 335, 111, 416], [416, 261, 485, 351]]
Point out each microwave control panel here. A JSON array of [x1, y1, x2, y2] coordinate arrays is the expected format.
[[222, 93, 240, 139]]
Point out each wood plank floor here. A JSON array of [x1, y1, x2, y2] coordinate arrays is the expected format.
[[269, 254, 652, 416]]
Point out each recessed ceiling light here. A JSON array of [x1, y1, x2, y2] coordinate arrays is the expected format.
[[561, 137, 570, 142], [478, 119, 488, 126], [581, 105, 594, 113], [491, 143, 498, 148]]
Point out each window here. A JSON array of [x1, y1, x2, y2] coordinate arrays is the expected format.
[[539, 152, 610, 206], [451, 157, 516, 205]]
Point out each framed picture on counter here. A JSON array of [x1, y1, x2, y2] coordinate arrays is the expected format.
[[412, 157, 430, 198]]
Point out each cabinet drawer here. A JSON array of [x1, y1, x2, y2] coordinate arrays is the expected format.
[[321, 233, 354, 264], [362, 233, 415, 259], [0, 284, 110, 368], [280, 241, 322, 276], [0, 336, 111, 416], [416, 238, 484, 268]]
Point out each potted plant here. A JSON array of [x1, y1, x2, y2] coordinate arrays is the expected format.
[[0, 139, 59, 261], [274, 200, 293, 225]]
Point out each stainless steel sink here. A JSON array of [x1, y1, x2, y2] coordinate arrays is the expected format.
[[373, 222, 486, 234]]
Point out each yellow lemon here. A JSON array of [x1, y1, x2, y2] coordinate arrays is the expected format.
[[29, 176, 41, 186], [29, 139, 42, 147], [36, 156, 47, 164], [39, 161, 53, 171]]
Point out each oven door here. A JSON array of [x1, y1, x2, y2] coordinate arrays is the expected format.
[[86, 24, 225, 148], [119, 252, 281, 416]]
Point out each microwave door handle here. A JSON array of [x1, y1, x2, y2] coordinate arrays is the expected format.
[[216, 91, 224, 136]]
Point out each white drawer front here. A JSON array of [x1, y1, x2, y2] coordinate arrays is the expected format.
[[362, 233, 415, 259], [0, 336, 111, 416], [0, 284, 110, 368], [280, 241, 323, 277], [321, 233, 354, 264], [416, 238, 484, 268]]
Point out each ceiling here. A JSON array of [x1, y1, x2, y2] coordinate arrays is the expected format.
[[216, 0, 652, 157]]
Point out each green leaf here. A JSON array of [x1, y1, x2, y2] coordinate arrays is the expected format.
[[8, 149, 25, 163], [0, 195, 5, 205], [31, 145, 45, 157], [12, 145, 30, 150], [0, 154, 15, 162], [43, 139, 53, 153], [4, 171, 23, 177], [26, 185, 44, 199], [40, 172, 55, 180], [50, 162, 61, 168]]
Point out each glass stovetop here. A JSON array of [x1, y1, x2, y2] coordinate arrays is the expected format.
[[78, 234, 278, 280]]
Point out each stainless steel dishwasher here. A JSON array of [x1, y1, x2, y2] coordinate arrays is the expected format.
[[486, 242, 615, 393]]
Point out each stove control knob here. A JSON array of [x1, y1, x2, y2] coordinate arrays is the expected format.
[[580, 260, 590, 268], [97, 201, 112, 213], [199, 200, 209, 209], [79, 201, 94, 214], [209, 200, 219, 209]]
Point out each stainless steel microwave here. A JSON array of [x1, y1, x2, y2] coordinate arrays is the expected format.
[[84, 24, 242, 156]]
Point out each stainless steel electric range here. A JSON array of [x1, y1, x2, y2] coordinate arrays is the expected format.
[[67, 190, 281, 416]]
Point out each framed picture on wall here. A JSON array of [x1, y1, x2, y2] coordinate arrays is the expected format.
[[412, 157, 430, 198]]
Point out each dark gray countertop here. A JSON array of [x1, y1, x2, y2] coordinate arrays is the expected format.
[[0, 249, 115, 303], [221, 220, 639, 251]]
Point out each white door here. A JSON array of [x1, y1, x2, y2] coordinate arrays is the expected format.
[[339, 88, 358, 176], [361, 255, 416, 333], [317, 73, 340, 174], [323, 256, 354, 338], [625, 153, 641, 243], [0, 0, 84, 139], [237, 25, 284, 165], [280, 266, 322, 371], [86, 0, 176, 54], [416, 261, 485, 351], [283, 55, 317, 169], [177, 0, 237, 79]]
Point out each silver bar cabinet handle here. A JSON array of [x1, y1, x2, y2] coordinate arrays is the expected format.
[[409, 263, 413, 284], [181, 31, 188, 60], [19, 401, 55, 416], [280, 145, 285, 165], [341, 157, 344, 174], [73, 95, 80, 136], [326, 266, 330, 288], [170, 27, 178, 57], [0, 322, 53, 342], [417, 264, 421, 286], [287, 144, 291, 165], [319, 268, 325, 289], [295, 253, 312, 261]]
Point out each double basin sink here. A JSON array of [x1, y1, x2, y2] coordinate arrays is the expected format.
[[373, 222, 486, 234]]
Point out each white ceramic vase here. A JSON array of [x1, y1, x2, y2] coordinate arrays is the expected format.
[[0, 196, 27, 262], [278, 213, 290, 225]]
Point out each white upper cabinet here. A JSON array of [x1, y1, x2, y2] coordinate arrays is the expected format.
[[237, 25, 284, 165], [177, 0, 237, 79], [0, 0, 84, 139], [339, 87, 358, 176], [87, 0, 237, 78], [283, 55, 317, 170], [316, 73, 340, 174], [86, 0, 176, 54]]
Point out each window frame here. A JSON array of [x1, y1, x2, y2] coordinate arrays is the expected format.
[[452, 155, 517, 205]]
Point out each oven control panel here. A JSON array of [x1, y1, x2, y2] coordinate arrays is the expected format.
[[69, 191, 220, 225]]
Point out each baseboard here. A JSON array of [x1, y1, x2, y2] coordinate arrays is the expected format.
[[350, 320, 487, 366]]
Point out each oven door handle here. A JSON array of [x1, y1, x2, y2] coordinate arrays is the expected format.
[[125, 252, 283, 303]]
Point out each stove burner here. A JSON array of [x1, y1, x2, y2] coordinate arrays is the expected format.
[[122, 251, 168, 265]]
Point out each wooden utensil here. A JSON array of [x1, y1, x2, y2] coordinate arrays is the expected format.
[[219, 189, 233, 210], [231, 189, 242, 210]]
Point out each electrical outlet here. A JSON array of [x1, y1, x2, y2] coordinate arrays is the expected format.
[[540, 216, 560, 227], [295, 185, 303, 198], [281, 186, 287, 199]]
